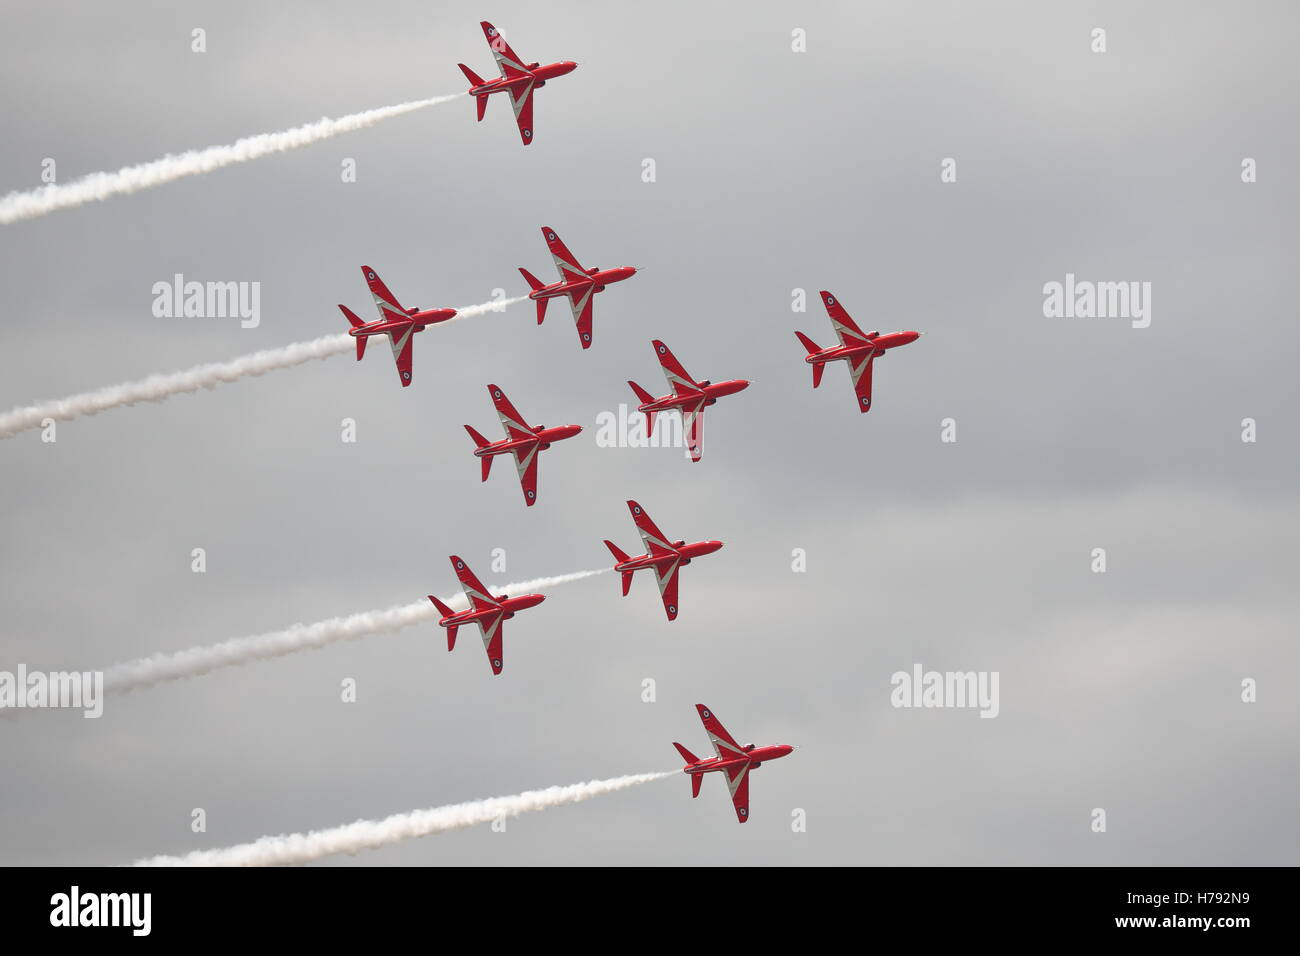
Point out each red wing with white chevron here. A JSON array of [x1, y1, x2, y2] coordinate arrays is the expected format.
[[627, 340, 750, 461], [464, 385, 582, 506], [427, 556, 546, 675], [672, 704, 794, 823], [602, 500, 722, 621], [518, 226, 637, 349], [338, 265, 458, 387], [457, 21, 578, 145], [794, 290, 921, 412]]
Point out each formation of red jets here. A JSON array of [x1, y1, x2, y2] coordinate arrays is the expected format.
[[331, 22, 923, 822]]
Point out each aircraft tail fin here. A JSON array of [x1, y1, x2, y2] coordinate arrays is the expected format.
[[428, 594, 455, 618], [465, 426, 494, 480], [340, 305, 368, 360], [519, 268, 548, 324], [459, 63, 485, 88], [796, 332, 825, 387], [627, 380, 655, 406], [795, 330, 821, 355], [604, 539, 630, 564], [674, 741, 701, 766]]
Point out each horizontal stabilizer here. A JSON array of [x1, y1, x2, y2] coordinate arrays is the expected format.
[[604, 539, 630, 564], [459, 63, 485, 87], [627, 380, 655, 406], [674, 741, 700, 765]]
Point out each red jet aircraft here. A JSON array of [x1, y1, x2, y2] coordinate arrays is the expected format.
[[339, 266, 457, 387], [465, 384, 582, 506], [628, 340, 749, 462], [794, 290, 921, 412], [428, 556, 546, 676], [458, 21, 577, 145], [603, 500, 722, 621], [519, 226, 637, 349], [674, 704, 795, 823]]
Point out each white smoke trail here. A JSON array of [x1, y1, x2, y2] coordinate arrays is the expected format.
[[0, 94, 463, 225], [103, 568, 609, 694], [0, 297, 526, 440], [134, 771, 675, 866]]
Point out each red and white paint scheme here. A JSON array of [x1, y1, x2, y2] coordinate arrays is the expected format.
[[794, 290, 921, 412], [458, 21, 577, 145], [673, 704, 795, 823], [603, 500, 722, 622], [464, 384, 582, 507], [628, 340, 749, 462], [519, 226, 637, 350], [428, 556, 546, 676], [338, 265, 457, 387]]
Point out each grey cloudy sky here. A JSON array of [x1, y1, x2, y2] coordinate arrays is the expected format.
[[1, 0, 1297, 865]]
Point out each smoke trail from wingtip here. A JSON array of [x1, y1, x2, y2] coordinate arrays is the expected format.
[[134, 771, 675, 866], [0, 296, 526, 439], [0, 94, 464, 225], [102, 568, 609, 694]]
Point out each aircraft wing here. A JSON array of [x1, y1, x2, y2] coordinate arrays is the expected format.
[[449, 556, 499, 611], [724, 762, 752, 823], [651, 340, 702, 396], [820, 290, 872, 348], [542, 227, 589, 283], [512, 444, 540, 506], [389, 326, 415, 387], [488, 385, 535, 440], [473, 609, 507, 676], [363, 265, 407, 321], [680, 399, 706, 462], [626, 500, 674, 557], [508, 80, 536, 145], [567, 287, 595, 349], [481, 21, 530, 79], [654, 556, 682, 621], [850, 352, 875, 413], [696, 704, 747, 760]]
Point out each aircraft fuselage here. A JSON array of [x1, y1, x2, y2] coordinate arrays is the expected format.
[[529, 266, 637, 300], [438, 592, 546, 629], [470, 60, 577, 98], [474, 424, 583, 458], [615, 540, 723, 574], [684, 744, 795, 775], [806, 330, 920, 365], [640, 378, 749, 412]]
